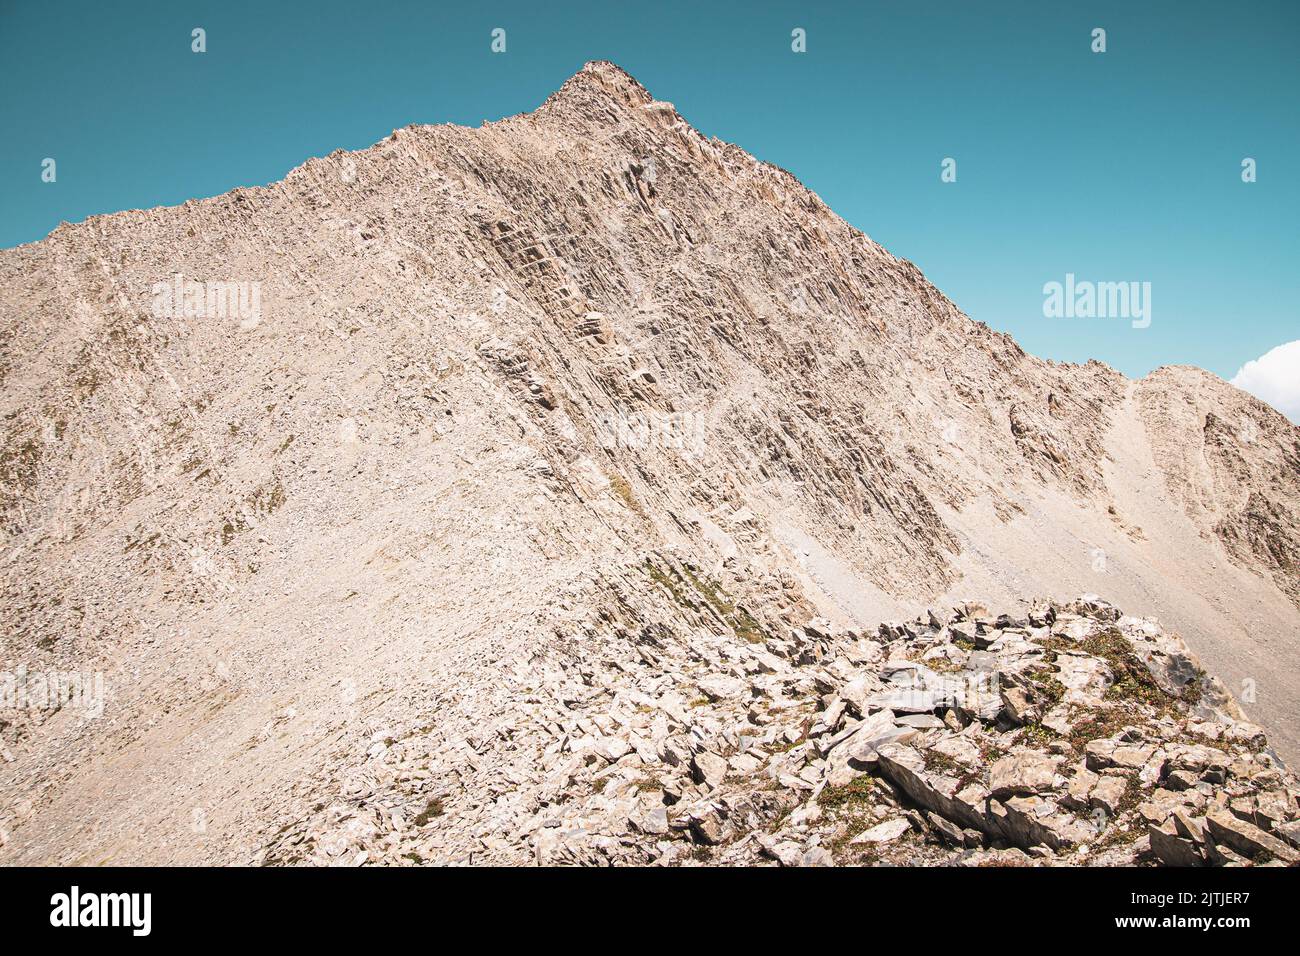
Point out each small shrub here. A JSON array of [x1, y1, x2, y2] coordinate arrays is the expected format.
[[413, 798, 444, 826]]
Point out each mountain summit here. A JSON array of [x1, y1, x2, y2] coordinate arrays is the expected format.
[[2, 61, 1298, 865]]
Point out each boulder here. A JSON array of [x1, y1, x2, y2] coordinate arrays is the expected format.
[[850, 818, 911, 844], [896, 714, 946, 730], [1089, 774, 1130, 816], [1148, 822, 1204, 866], [839, 711, 918, 766], [999, 686, 1037, 725], [688, 807, 727, 845], [690, 751, 728, 788], [1085, 738, 1156, 772], [989, 795, 1094, 850], [875, 744, 989, 834], [989, 751, 1061, 799], [1206, 811, 1299, 863], [1274, 820, 1300, 850], [696, 675, 745, 702], [799, 846, 834, 866]]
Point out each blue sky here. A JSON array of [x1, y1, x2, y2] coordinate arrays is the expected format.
[[1, 0, 1296, 387]]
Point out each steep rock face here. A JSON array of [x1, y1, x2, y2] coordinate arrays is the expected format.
[[1136, 366, 1300, 606], [0, 61, 1297, 864]]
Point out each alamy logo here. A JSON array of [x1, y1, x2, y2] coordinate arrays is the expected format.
[[1, 665, 104, 718], [1042, 273, 1151, 328], [594, 411, 706, 457], [150, 272, 261, 324], [50, 886, 151, 936]]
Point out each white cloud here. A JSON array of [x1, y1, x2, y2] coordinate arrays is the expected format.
[[1231, 339, 1300, 424]]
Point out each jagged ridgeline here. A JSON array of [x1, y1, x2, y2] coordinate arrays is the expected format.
[[0, 62, 1297, 865]]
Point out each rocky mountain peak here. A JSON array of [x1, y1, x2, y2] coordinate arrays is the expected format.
[[540, 60, 657, 114], [1, 61, 1298, 866]]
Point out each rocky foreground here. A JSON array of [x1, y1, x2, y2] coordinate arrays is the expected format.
[[260, 573, 1297, 867]]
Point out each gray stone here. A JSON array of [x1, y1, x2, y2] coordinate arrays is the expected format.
[[1274, 819, 1300, 850], [805, 618, 834, 640], [1089, 774, 1129, 816], [689, 809, 726, 845], [949, 620, 979, 645], [869, 688, 950, 715], [690, 751, 728, 788], [989, 751, 1060, 799], [1000, 686, 1036, 725], [925, 810, 966, 846], [696, 675, 745, 702], [875, 743, 989, 833], [1061, 767, 1099, 812], [850, 817, 911, 844], [1148, 823, 1204, 866], [1206, 811, 1299, 863], [989, 795, 1094, 850], [896, 714, 945, 730], [728, 752, 762, 775], [763, 839, 802, 867], [633, 806, 669, 836], [1085, 739, 1156, 772], [800, 846, 834, 866], [1171, 810, 1207, 845], [833, 710, 916, 766], [597, 736, 632, 762]]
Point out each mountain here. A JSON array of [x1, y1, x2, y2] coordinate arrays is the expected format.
[[1, 61, 1297, 866]]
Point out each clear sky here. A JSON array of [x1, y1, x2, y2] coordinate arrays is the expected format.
[[1, 0, 1296, 389]]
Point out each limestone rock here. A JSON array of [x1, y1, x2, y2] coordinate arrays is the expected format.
[[850, 818, 911, 844], [989, 752, 1061, 799]]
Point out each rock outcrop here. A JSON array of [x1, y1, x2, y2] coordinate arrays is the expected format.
[[257, 592, 1298, 867]]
